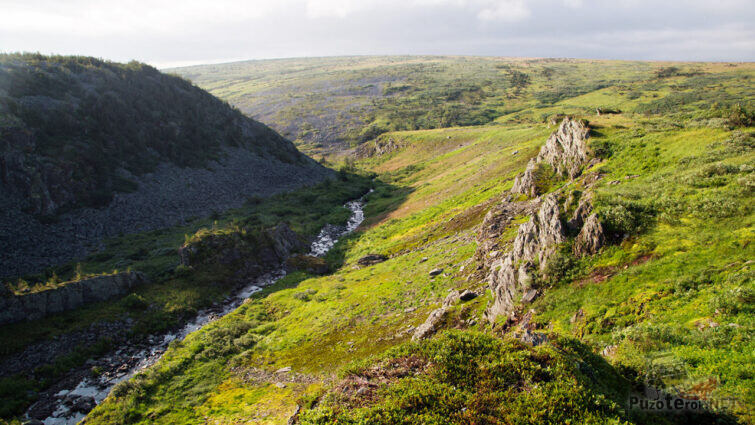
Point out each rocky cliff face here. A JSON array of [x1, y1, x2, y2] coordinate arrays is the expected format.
[[0, 271, 148, 325], [476, 117, 605, 324]]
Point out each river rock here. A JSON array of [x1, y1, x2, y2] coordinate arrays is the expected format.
[[70, 395, 96, 413]]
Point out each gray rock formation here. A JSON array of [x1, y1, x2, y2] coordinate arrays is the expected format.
[[354, 137, 405, 158], [512, 117, 589, 197], [0, 271, 148, 325], [478, 117, 607, 324], [412, 306, 448, 341], [567, 191, 594, 231], [573, 214, 606, 257], [484, 194, 565, 323]]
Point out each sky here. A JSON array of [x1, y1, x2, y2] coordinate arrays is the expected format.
[[1, 0, 753, 68]]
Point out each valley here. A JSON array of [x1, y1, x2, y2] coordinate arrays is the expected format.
[[0, 55, 753, 425]]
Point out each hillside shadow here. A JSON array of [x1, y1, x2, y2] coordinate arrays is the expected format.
[[566, 339, 742, 425]]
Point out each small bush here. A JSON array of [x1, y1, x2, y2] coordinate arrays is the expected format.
[[123, 293, 148, 311]]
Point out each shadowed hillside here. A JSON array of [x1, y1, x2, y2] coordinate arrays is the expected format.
[[0, 54, 332, 277]]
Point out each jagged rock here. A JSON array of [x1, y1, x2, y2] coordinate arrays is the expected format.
[[357, 254, 388, 267], [511, 160, 539, 197], [0, 271, 148, 325], [459, 290, 477, 301], [412, 307, 448, 341], [485, 194, 565, 323], [429, 268, 444, 277], [276, 366, 292, 373], [574, 214, 606, 257], [567, 191, 593, 231], [537, 117, 590, 179], [512, 117, 589, 197], [474, 197, 533, 269]]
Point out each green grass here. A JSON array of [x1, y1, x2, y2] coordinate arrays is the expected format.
[[11, 58, 755, 424]]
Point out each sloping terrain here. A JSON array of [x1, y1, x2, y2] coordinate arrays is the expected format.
[[0, 54, 331, 277], [168, 56, 735, 156], [84, 58, 753, 425], [2, 58, 753, 425]]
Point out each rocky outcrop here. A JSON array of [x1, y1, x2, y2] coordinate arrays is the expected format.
[[477, 117, 607, 325], [412, 307, 448, 341], [474, 196, 535, 269], [357, 254, 388, 267], [573, 214, 606, 257], [512, 117, 590, 197], [567, 191, 594, 231], [179, 223, 305, 280], [354, 137, 405, 159], [0, 271, 148, 325], [484, 194, 565, 323]]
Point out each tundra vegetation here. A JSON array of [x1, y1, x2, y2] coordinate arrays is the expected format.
[[1, 57, 753, 424]]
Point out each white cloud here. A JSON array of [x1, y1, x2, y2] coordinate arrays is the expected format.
[[477, 0, 531, 22], [1, 0, 753, 63], [563, 0, 583, 8], [306, 0, 361, 18]]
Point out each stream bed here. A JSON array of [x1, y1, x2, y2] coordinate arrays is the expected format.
[[28, 198, 366, 425]]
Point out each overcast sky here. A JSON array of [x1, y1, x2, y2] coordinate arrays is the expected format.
[[1, 0, 753, 68]]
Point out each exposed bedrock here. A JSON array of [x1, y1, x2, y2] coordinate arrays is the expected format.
[[478, 117, 605, 324], [0, 271, 148, 325], [511, 117, 590, 197]]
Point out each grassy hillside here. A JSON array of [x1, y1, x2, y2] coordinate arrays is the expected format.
[[169, 56, 753, 156], [83, 57, 754, 425]]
